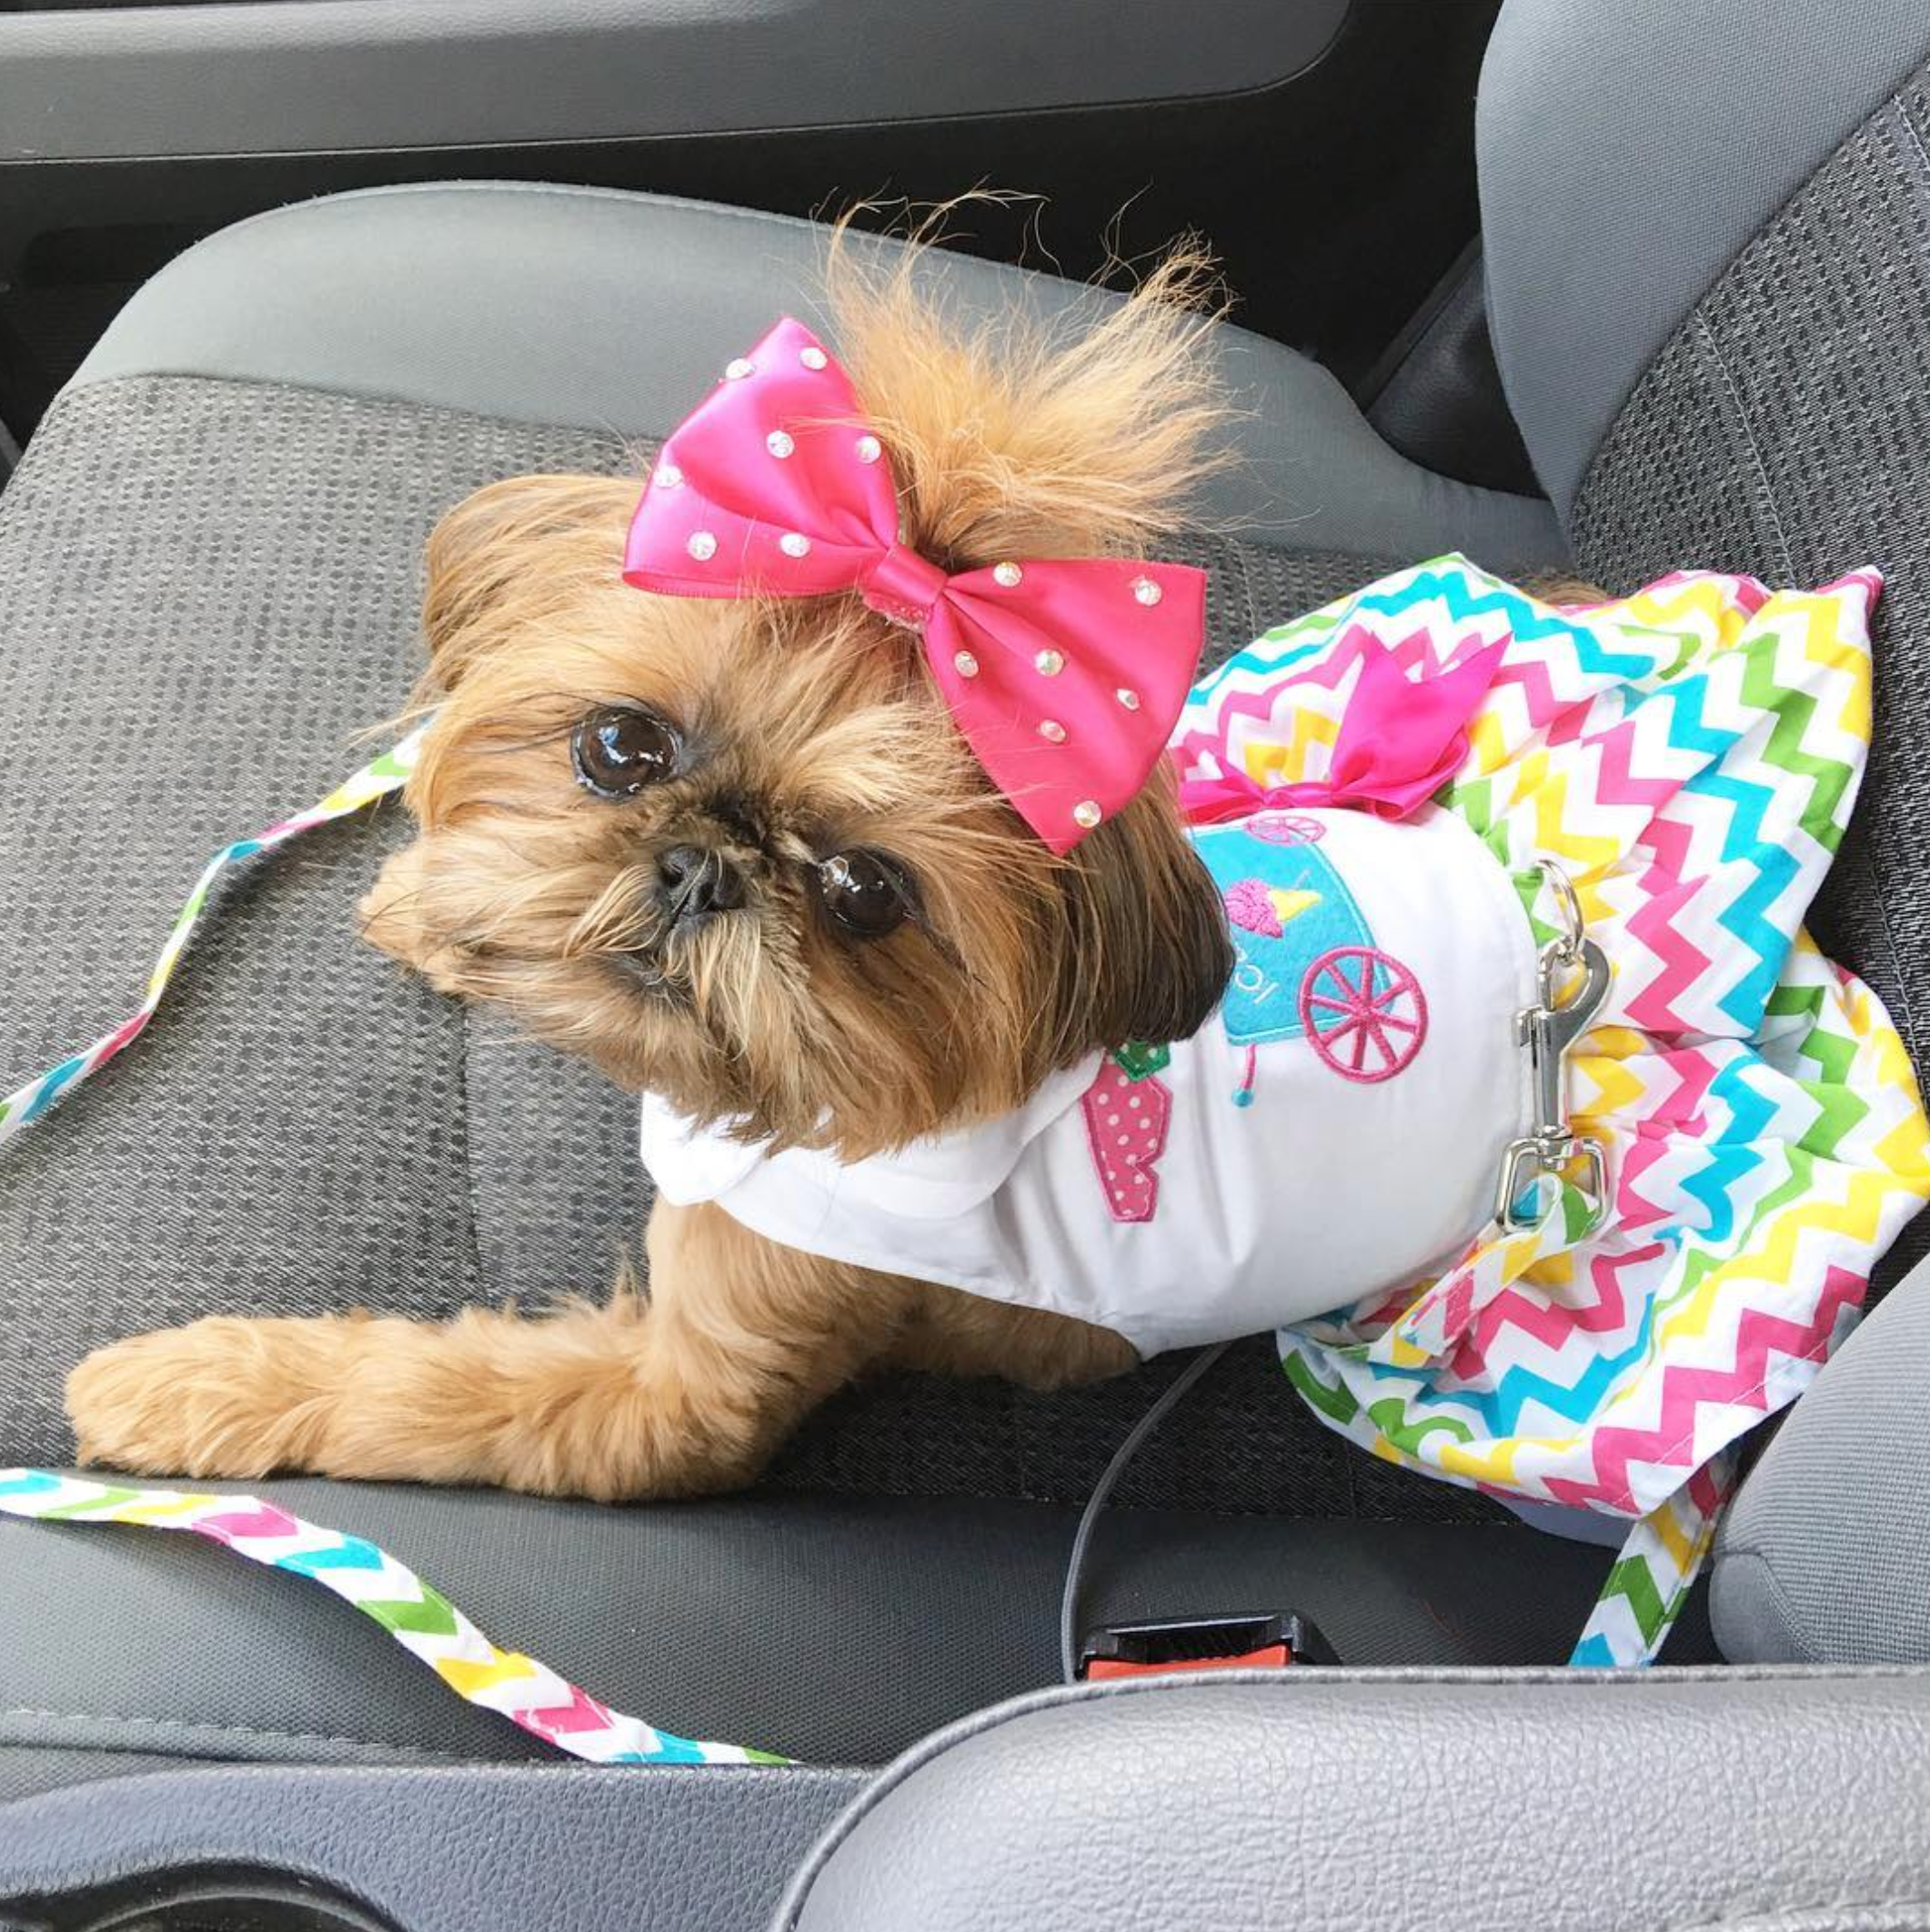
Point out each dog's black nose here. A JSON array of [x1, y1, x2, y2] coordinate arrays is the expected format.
[[657, 844, 745, 925]]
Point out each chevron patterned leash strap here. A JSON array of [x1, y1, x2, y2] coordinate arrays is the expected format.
[[0, 730, 427, 1152], [0, 1470, 786, 1766], [1569, 1456, 1734, 1667]]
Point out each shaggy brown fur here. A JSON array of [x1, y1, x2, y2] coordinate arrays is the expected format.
[[65, 240, 1234, 1497]]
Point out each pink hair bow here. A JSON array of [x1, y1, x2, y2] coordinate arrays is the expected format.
[[622, 317, 1206, 853], [1178, 635, 1507, 825]]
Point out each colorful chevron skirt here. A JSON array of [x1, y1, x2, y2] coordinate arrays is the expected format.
[[1177, 554, 1930, 1663]]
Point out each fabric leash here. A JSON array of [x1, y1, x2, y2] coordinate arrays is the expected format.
[[1568, 1456, 1733, 1667], [0, 1470, 784, 1766], [0, 730, 427, 1151]]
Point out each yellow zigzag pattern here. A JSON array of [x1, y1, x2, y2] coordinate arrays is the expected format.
[[1238, 704, 1340, 787]]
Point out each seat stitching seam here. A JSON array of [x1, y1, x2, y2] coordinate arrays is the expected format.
[[1686, 314, 1794, 580], [1, 1706, 481, 1758], [1890, 87, 1930, 190], [1713, 1545, 1825, 1665]]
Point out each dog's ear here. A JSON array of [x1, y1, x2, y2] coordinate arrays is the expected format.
[[1044, 772, 1232, 1059], [421, 474, 636, 689], [358, 841, 469, 991]]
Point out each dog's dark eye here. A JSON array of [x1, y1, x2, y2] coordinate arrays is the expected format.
[[572, 705, 681, 798], [817, 850, 912, 940]]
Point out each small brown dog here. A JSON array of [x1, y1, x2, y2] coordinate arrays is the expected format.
[[65, 246, 1240, 1500]]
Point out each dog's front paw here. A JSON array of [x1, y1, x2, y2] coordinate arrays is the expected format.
[[66, 1316, 347, 1480]]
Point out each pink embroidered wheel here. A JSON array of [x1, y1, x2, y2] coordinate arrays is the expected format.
[[1245, 811, 1326, 846], [1298, 946, 1428, 1083]]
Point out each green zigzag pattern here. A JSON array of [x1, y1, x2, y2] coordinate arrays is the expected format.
[[366, 1583, 462, 1639], [1734, 628, 1858, 851]]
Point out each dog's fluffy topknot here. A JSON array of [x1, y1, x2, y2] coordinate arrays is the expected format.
[[827, 213, 1232, 570]]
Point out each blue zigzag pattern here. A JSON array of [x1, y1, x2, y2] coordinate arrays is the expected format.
[[1192, 558, 1660, 704], [281, 1536, 393, 1577]]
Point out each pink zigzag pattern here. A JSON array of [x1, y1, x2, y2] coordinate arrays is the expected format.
[[1180, 624, 1582, 780], [1172, 631, 1374, 770], [528, 1685, 623, 1737], [1590, 709, 1691, 814], [1582, 720, 1730, 1032], [198, 1503, 302, 1543], [1542, 1263, 1866, 1510], [1620, 809, 1720, 1032], [1456, 1242, 1658, 1367], [1365, 622, 1445, 678], [1177, 612, 1522, 774], [1613, 1130, 1686, 1236], [1483, 655, 1583, 740], [1631, 1043, 1724, 1131], [1624, 873, 1719, 1031]]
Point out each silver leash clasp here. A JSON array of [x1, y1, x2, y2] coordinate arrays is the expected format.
[[1496, 863, 1612, 1229]]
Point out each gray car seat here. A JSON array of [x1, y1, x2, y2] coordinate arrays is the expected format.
[[5, 0, 1930, 1867]]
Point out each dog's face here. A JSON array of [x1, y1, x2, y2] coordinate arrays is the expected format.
[[364, 477, 1231, 1156], [362, 255, 1234, 1157]]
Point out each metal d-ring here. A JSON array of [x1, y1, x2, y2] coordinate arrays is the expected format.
[[1537, 860, 1586, 963]]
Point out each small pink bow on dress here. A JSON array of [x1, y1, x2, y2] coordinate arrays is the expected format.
[[621, 317, 1207, 853], [1177, 633, 1507, 826]]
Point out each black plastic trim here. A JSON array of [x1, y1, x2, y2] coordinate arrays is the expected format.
[[0, 1762, 866, 1932]]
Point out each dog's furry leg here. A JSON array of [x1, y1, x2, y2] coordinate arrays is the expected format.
[[891, 1287, 1140, 1389], [65, 1202, 919, 1501]]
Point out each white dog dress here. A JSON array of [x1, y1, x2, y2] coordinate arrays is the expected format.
[[643, 803, 1535, 1357]]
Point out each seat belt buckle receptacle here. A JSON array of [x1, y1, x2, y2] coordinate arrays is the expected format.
[[1077, 1612, 1338, 1680]]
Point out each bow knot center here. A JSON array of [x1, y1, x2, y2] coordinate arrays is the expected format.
[[859, 543, 950, 630]]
